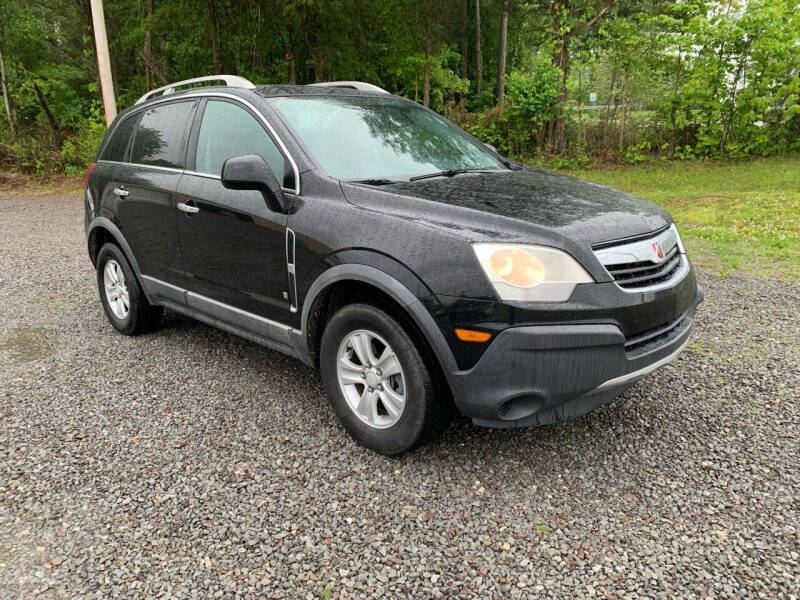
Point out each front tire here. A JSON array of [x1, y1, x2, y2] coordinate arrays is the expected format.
[[96, 243, 163, 335], [320, 303, 449, 455]]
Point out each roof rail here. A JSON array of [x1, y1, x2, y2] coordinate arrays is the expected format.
[[135, 75, 255, 105], [308, 81, 389, 94]]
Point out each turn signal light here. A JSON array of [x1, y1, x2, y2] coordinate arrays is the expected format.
[[454, 328, 492, 343]]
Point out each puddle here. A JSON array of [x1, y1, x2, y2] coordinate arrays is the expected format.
[[1, 327, 55, 362]]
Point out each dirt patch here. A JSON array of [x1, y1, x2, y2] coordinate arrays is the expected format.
[[0, 172, 81, 198], [1, 327, 55, 362]]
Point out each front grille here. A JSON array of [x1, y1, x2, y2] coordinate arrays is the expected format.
[[606, 247, 682, 289], [593, 224, 686, 292], [625, 311, 689, 356]]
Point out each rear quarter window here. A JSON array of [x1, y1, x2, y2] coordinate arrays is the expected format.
[[130, 101, 195, 169], [99, 114, 137, 162]]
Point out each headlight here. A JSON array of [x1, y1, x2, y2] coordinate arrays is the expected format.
[[472, 243, 593, 302]]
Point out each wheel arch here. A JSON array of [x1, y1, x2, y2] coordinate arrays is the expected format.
[[298, 264, 459, 398], [86, 218, 153, 303]]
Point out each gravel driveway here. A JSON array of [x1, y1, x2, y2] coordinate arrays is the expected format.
[[1, 191, 798, 599]]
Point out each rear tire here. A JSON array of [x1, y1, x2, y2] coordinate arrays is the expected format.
[[320, 303, 449, 455], [96, 243, 163, 335]]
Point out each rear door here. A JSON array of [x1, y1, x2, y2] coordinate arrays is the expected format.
[[176, 97, 294, 329], [91, 113, 138, 228], [118, 99, 198, 303]]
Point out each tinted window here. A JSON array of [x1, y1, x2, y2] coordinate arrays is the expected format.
[[195, 100, 285, 182], [130, 101, 194, 168], [100, 114, 137, 162], [270, 96, 502, 180]]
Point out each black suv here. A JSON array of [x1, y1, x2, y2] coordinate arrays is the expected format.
[[85, 76, 703, 454]]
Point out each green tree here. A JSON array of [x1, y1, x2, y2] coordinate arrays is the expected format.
[[0, 0, 798, 175]]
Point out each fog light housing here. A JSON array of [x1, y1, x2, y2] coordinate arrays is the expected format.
[[498, 395, 543, 421]]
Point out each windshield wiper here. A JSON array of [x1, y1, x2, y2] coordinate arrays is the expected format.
[[503, 159, 524, 171], [351, 178, 398, 185], [409, 168, 492, 182]]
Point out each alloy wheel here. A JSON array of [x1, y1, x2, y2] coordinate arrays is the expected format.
[[103, 259, 130, 319], [336, 329, 406, 429]]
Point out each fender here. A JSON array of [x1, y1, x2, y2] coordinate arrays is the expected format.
[[86, 217, 155, 304], [294, 247, 434, 308], [296, 263, 460, 379]]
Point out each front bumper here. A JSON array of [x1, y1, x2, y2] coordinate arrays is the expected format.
[[447, 282, 704, 428]]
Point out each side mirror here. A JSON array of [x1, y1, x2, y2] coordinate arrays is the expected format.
[[484, 142, 498, 153], [221, 154, 285, 212]]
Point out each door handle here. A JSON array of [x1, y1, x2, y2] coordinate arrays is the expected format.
[[113, 187, 129, 197], [177, 201, 200, 214]]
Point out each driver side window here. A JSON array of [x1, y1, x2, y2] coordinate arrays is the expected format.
[[194, 100, 286, 185]]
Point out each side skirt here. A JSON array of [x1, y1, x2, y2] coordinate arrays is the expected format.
[[139, 274, 311, 364], [186, 291, 294, 347], [160, 299, 302, 360]]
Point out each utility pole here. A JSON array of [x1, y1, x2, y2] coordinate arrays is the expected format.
[[89, 0, 117, 125]]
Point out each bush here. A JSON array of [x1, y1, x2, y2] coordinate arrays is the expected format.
[[623, 141, 652, 165], [466, 60, 561, 158], [0, 106, 106, 178], [61, 111, 106, 177], [0, 129, 63, 176], [504, 66, 561, 132]]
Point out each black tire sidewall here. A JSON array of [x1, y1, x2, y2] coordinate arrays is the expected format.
[[320, 304, 433, 455], [96, 243, 146, 335]]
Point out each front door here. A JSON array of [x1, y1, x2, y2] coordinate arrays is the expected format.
[[176, 98, 294, 331]]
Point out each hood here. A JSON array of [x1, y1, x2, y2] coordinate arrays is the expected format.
[[376, 167, 670, 245]]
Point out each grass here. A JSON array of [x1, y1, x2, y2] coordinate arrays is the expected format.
[[568, 155, 800, 282]]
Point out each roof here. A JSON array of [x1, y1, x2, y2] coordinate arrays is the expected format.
[[134, 76, 394, 107], [123, 82, 401, 118]]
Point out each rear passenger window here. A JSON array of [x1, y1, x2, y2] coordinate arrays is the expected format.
[[100, 115, 137, 162], [130, 101, 194, 169], [194, 100, 286, 183]]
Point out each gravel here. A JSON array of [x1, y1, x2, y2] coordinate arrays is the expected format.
[[1, 191, 798, 599]]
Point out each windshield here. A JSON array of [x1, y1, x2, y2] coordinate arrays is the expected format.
[[270, 96, 504, 181]]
